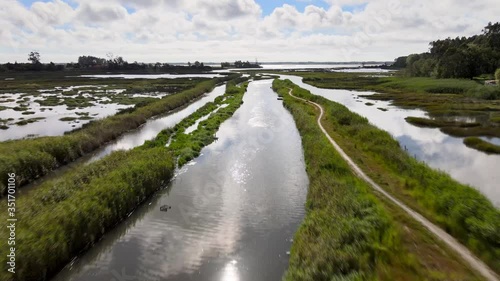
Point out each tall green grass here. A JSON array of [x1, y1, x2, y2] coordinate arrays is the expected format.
[[273, 79, 418, 280], [0, 75, 236, 195], [275, 79, 500, 274], [148, 80, 248, 166], [0, 147, 175, 281], [0, 77, 248, 281]]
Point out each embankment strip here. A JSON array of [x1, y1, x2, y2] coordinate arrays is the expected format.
[[274, 79, 499, 280], [0, 75, 236, 195], [0, 78, 248, 281], [273, 79, 419, 280]]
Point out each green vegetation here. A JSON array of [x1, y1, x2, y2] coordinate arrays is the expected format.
[[12, 106, 29, 111], [273, 79, 485, 280], [0, 147, 175, 281], [274, 79, 500, 277], [300, 71, 500, 99], [59, 117, 78, 122], [464, 137, 500, 154], [0, 71, 202, 95], [15, 117, 45, 126], [440, 126, 500, 138], [405, 117, 480, 128], [0, 77, 247, 281], [496, 69, 500, 82], [1, 52, 213, 73], [170, 82, 246, 166], [146, 79, 248, 166], [396, 22, 500, 79], [288, 71, 500, 154], [0, 75, 237, 195]]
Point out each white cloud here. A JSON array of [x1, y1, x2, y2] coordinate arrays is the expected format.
[[76, 2, 128, 23], [0, 0, 499, 63]]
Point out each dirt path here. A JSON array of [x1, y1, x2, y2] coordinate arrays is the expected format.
[[287, 88, 499, 281]]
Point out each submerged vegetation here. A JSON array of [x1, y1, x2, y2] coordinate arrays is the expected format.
[[273, 79, 500, 278], [0, 75, 237, 195], [0, 77, 248, 281]]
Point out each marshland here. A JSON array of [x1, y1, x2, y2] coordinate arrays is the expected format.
[[1, 3, 500, 281]]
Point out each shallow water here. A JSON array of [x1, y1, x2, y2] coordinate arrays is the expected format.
[[85, 85, 228, 162], [52, 80, 308, 281], [0, 84, 171, 141], [281, 75, 500, 206], [184, 104, 228, 134], [19, 85, 229, 197], [0, 99, 131, 141]]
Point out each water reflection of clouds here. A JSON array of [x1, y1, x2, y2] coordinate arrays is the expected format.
[[50, 80, 305, 281]]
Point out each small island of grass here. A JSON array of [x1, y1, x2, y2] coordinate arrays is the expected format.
[[464, 137, 500, 154]]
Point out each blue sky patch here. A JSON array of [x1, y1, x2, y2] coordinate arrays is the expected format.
[[256, 0, 330, 15]]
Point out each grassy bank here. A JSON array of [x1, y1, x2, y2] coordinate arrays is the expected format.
[[283, 71, 500, 154], [146, 80, 247, 166], [168, 81, 247, 166], [273, 80, 484, 280], [1, 147, 175, 281], [0, 75, 236, 195], [0, 78, 248, 281], [273, 79, 500, 276]]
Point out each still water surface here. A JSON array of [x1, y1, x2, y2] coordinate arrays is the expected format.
[[281, 75, 500, 206], [19, 85, 228, 196], [87, 85, 227, 162], [52, 80, 308, 281]]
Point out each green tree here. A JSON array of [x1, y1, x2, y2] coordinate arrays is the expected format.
[[28, 51, 41, 64], [495, 69, 500, 83]]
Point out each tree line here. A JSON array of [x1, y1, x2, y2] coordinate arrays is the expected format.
[[221, 60, 261, 68], [393, 22, 500, 79], [0, 53, 213, 73]]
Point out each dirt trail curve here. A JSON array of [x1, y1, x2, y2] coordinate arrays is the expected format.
[[287, 88, 499, 281]]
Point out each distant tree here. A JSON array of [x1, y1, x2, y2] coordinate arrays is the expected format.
[[392, 56, 407, 68], [495, 69, 500, 83], [28, 51, 41, 64], [400, 22, 500, 79], [78, 56, 107, 68]]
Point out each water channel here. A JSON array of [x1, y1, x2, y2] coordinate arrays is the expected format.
[[281, 74, 500, 206], [52, 79, 309, 281]]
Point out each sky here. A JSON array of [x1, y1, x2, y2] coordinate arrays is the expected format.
[[0, 0, 499, 63]]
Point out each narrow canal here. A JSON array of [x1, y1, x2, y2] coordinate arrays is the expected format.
[[19, 84, 228, 197], [52, 79, 309, 281]]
